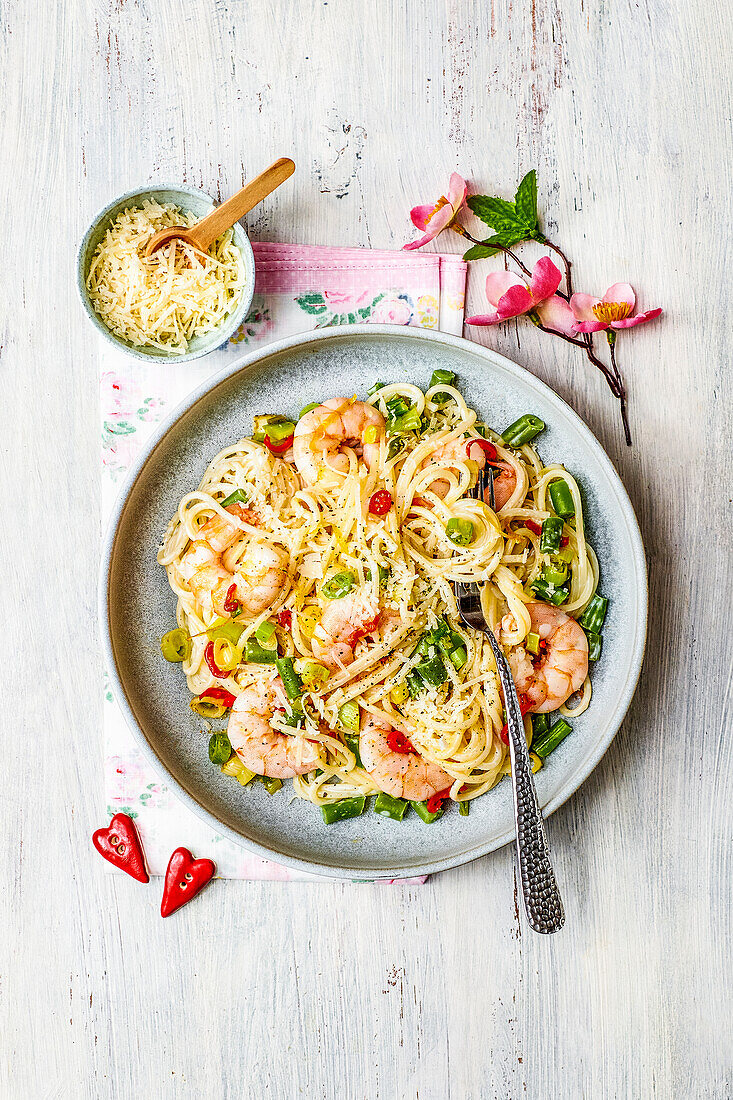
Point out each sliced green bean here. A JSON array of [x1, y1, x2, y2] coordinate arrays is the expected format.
[[220, 488, 249, 507], [261, 776, 283, 795], [412, 800, 445, 824], [501, 414, 545, 447], [415, 655, 448, 688], [374, 792, 409, 820], [548, 479, 575, 518], [533, 718, 573, 759], [255, 620, 277, 646], [208, 732, 232, 764], [579, 594, 608, 634], [585, 630, 602, 662], [244, 638, 278, 664], [320, 797, 367, 824], [275, 656, 303, 699], [458, 800, 470, 817]]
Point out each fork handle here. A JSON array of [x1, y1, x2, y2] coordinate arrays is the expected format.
[[488, 634, 565, 934]]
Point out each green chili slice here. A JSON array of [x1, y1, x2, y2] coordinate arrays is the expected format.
[[244, 638, 278, 664], [541, 562, 568, 586], [220, 488, 249, 507], [415, 654, 448, 688], [446, 517, 474, 546], [548, 478, 575, 518], [406, 670, 424, 699], [299, 402, 320, 418], [338, 701, 360, 733], [208, 732, 232, 765], [208, 620, 245, 644], [501, 414, 546, 447], [160, 628, 191, 663], [320, 797, 367, 824], [321, 572, 355, 599]]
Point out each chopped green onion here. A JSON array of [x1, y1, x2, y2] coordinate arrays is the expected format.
[[160, 628, 191, 663], [252, 414, 294, 443], [392, 407, 422, 433], [415, 654, 448, 688], [406, 670, 424, 698], [540, 516, 564, 554], [556, 546, 575, 563], [365, 564, 389, 587], [525, 632, 541, 656], [208, 732, 232, 764], [548, 479, 575, 518], [320, 797, 366, 824], [530, 576, 570, 606], [579, 594, 609, 634], [343, 731, 363, 768], [255, 620, 277, 645], [298, 660, 330, 692], [275, 657, 303, 700], [367, 381, 386, 395], [299, 402, 320, 418], [374, 791, 409, 820], [458, 800, 470, 817], [585, 630, 602, 661], [208, 620, 245, 644], [446, 517, 474, 546], [321, 571, 355, 600], [533, 717, 573, 759], [261, 776, 283, 795], [531, 712, 550, 739], [412, 800, 444, 824], [190, 697, 226, 720], [338, 700, 360, 733], [541, 562, 568, 586], [220, 488, 249, 507], [429, 368, 457, 403], [244, 638, 278, 664], [447, 645, 468, 670], [385, 394, 410, 419], [387, 437, 405, 461], [501, 414, 545, 447]]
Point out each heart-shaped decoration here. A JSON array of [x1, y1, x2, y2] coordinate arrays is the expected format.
[[161, 847, 216, 917], [92, 813, 149, 883]]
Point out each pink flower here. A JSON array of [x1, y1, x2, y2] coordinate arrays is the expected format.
[[370, 293, 413, 326], [465, 257, 563, 326], [570, 283, 661, 333], [403, 173, 468, 251]]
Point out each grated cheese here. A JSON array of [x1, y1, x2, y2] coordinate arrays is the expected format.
[[86, 199, 246, 354]]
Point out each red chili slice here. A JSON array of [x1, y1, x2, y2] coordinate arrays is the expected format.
[[223, 583, 240, 615], [523, 519, 543, 537], [199, 687, 237, 709], [264, 433, 294, 455], [426, 787, 452, 814], [368, 489, 393, 516], [498, 694, 532, 745], [204, 641, 229, 679], [466, 438, 498, 464], [387, 729, 416, 754], [276, 608, 292, 630], [560, 536, 570, 547]]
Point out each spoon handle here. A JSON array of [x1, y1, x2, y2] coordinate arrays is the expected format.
[[189, 157, 295, 251]]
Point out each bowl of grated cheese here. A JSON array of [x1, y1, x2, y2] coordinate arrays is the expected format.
[[77, 184, 255, 361]]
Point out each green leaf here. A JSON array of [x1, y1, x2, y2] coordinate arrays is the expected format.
[[467, 194, 524, 234], [514, 170, 538, 230], [295, 293, 327, 315], [462, 231, 529, 261]]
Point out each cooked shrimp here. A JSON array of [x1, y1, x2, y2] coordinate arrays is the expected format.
[[484, 460, 517, 511], [293, 398, 386, 483], [233, 541, 289, 618], [228, 678, 321, 778], [181, 503, 287, 618], [500, 601, 588, 713], [311, 590, 381, 670], [359, 714, 453, 800], [418, 434, 483, 499]]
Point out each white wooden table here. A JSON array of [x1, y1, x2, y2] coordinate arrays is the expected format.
[[2, 1, 731, 1096]]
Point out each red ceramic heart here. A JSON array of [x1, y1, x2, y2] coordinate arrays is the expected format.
[[160, 847, 216, 917], [92, 813, 149, 883]]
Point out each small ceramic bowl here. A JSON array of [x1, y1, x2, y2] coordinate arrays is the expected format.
[[77, 183, 256, 363]]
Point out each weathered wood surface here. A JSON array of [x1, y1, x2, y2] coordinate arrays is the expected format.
[[1, 0, 731, 1096]]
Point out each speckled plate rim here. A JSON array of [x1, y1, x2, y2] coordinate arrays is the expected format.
[[99, 325, 647, 879]]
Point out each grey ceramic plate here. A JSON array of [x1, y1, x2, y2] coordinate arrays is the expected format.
[[100, 326, 647, 879]]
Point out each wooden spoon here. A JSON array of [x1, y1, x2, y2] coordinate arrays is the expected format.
[[143, 157, 295, 258]]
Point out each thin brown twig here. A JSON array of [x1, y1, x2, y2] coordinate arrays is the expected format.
[[531, 318, 622, 398], [541, 238, 574, 296], [608, 338, 632, 446]]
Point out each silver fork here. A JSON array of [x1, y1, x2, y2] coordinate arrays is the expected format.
[[454, 462, 565, 934]]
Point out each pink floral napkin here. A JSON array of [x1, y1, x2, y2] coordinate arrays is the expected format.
[[101, 242, 467, 880]]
